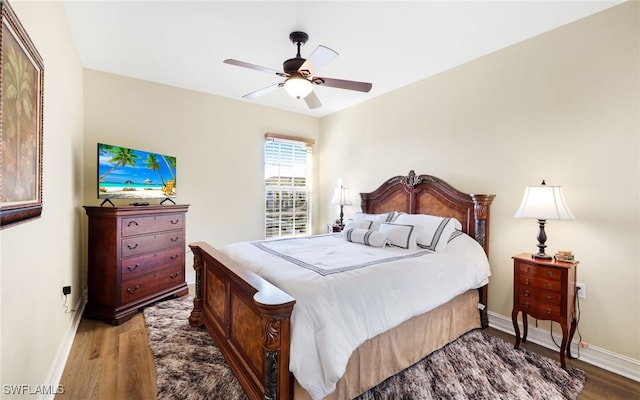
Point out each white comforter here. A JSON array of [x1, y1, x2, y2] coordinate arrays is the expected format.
[[220, 233, 490, 400]]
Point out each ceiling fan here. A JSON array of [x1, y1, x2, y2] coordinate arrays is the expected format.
[[224, 31, 372, 109]]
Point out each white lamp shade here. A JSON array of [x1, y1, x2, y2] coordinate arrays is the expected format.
[[331, 186, 353, 206], [284, 76, 313, 99], [514, 184, 575, 220]]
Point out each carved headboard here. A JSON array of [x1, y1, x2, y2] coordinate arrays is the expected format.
[[360, 170, 495, 254]]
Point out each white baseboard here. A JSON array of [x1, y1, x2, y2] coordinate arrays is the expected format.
[[40, 289, 88, 400], [489, 311, 640, 383]]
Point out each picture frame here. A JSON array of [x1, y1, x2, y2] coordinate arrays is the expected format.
[[0, 0, 44, 228]]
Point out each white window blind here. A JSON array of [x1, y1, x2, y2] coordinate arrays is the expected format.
[[264, 133, 313, 238]]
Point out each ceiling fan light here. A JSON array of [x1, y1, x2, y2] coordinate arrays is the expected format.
[[284, 76, 312, 99]]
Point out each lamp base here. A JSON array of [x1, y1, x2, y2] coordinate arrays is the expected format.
[[532, 252, 553, 260]]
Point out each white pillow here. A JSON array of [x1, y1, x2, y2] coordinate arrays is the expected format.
[[343, 219, 374, 231], [378, 223, 419, 250], [352, 211, 398, 230], [395, 214, 461, 252], [342, 228, 387, 248]]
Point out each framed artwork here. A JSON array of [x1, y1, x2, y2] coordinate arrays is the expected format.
[[0, 0, 44, 228]]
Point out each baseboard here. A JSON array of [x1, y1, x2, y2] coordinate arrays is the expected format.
[[40, 289, 88, 400], [488, 311, 640, 383]]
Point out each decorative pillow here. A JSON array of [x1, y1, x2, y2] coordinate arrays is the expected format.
[[342, 228, 387, 248], [343, 219, 374, 231], [378, 223, 419, 250], [352, 211, 398, 230], [395, 214, 461, 252]]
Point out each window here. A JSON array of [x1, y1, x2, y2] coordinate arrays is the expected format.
[[264, 133, 313, 238]]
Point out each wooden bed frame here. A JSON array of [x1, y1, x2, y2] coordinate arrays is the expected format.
[[188, 171, 495, 400]]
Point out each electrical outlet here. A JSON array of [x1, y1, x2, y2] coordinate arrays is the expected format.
[[62, 285, 71, 296], [576, 282, 586, 299]]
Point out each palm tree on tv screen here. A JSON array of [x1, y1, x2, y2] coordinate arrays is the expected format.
[[144, 153, 166, 186], [160, 155, 176, 184], [98, 145, 139, 182]]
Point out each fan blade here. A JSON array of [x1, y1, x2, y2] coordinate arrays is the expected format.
[[243, 83, 281, 99], [304, 91, 322, 109], [224, 59, 286, 77], [314, 77, 372, 93], [299, 45, 338, 76]]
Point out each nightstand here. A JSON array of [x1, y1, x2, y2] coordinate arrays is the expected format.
[[511, 253, 579, 368], [327, 224, 344, 233]]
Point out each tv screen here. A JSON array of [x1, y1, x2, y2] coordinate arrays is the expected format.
[[98, 143, 177, 200]]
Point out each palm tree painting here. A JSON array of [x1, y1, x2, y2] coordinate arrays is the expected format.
[[1, 22, 38, 202], [1, 1, 45, 228]]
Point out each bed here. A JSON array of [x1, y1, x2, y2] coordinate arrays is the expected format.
[[188, 170, 495, 400]]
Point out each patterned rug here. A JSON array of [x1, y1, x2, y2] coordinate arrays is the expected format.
[[143, 296, 585, 400]]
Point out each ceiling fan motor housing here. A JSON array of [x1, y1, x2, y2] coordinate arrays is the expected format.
[[283, 57, 305, 75]]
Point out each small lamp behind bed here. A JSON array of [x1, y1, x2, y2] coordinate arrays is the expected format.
[[515, 180, 575, 260], [332, 185, 353, 226]]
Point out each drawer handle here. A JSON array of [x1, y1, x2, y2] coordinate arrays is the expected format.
[[170, 254, 180, 260], [547, 271, 552, 277], [170, 237, 179, 242], [127, 243, 139, 250], [170, 273, 179, 279], [547, 283, 553, 290], [127, 221, 139, 227], [127, 285, 140, 294], [545, 295, 553, 302], [524, 290, 530, 297], [170, 219, 179, 225], [524, 302, 530, 309], [127, 263, 140, 272], [546, 308, 552, 315], [524, 279, 530, 285]]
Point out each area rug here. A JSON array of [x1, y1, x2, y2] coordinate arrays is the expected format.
[[144, 296, 585, 400]]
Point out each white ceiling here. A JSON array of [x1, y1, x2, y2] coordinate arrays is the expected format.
[[61, 1, 622, 118]]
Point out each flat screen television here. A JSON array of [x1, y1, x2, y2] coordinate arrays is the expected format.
[[98, 143, 177, 203]]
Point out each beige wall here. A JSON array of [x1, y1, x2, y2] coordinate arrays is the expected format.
[[318, 2, 639, 360], [82, 69, 320, 280], [0, 0, 84, 391]]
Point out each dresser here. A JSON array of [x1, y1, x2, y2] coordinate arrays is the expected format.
[[511, 253, 578, 368], [84, 205, 189, 325]]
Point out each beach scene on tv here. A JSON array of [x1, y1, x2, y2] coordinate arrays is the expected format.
[[98, 143, 177, 199]]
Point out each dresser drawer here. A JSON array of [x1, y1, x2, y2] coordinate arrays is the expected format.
[[121, 248, 183, 281], [519, 263, 561, 281], [121, 214, 184, 237], [121, 231, 184, 257], [519, 275, 561, 292], [120, 266, 185, 304]]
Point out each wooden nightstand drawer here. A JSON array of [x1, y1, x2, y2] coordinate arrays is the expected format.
[[521, 300, 560, 318], [518, 263, 561, 281], [519, 287, 562, 304], [519, 275, 561, 291]]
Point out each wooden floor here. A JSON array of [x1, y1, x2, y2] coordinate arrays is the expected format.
[[57, 308, 640, 400]]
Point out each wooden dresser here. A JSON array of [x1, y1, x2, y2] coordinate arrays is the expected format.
[[84, 204, 189, 325], [511, 252, 578, 368]]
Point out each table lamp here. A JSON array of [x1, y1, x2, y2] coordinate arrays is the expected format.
[[331, 185, 353, 226], [514, 180, 574, 260]]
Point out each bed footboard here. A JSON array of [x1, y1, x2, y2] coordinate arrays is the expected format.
[[189, 242, 296, 400]]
